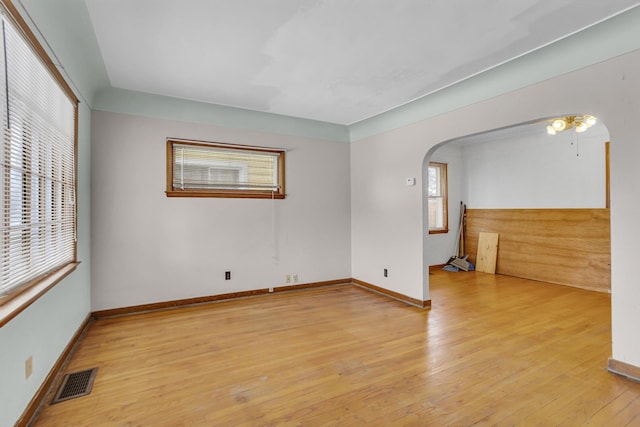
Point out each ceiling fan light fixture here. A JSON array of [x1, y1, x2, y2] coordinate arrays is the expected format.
[[552, 118, 567, 131], [547, 114, 597, 136], [576, 122, 588, 133]]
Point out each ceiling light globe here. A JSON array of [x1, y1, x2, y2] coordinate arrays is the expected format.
[[552, 119, 566, 131]]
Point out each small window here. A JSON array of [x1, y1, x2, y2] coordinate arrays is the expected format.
[[166, 139, 285, 199], [428, 162, 448, 234]]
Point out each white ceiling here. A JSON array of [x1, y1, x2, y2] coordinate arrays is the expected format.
[[85, 0, 640, 125]]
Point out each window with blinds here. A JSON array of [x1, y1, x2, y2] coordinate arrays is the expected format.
[[166, 139, 286, 199], [428, 162, 448, 234], [0, 10, 77, 303]]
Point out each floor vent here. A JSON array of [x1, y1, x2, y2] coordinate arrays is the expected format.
[[51, 368, 98, 404]]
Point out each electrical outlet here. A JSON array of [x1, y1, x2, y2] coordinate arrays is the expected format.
[[269, 287, 274, 293], [225, 271, 231, 280], [384, 268, 388, 277], [292, 274, 298, 283], [285, 274, 291, 283], [25, 356, 33, 379]]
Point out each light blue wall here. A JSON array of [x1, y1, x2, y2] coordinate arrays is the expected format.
[[92, 1, 640, 146], [349, 5, 640, 141], [20, 0, 109, 105], [0, 2, 92, 426], [93, 87, 351, 143], [0, 104, 91, 427], [20, 0, 640, 146]]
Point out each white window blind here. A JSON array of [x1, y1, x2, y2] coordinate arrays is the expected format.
[[168, 140, 285, 198], [428, 162, 447, 231], [0, 14, 76, 300]]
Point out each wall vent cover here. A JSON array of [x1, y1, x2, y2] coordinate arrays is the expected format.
[[51, 367, 98, 404]]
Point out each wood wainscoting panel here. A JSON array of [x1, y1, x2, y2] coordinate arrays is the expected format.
[[464, 209, 610, 292]]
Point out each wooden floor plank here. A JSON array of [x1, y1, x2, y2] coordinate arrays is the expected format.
[[33, 272, 640, 426]]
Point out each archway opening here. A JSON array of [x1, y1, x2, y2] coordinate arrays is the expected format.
[[422, 114, 611, 299]]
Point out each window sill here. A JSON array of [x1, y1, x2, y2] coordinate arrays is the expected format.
[[166, 190, 285, 199], [0, 262, 80, 328], [429, 229, 449, 235]]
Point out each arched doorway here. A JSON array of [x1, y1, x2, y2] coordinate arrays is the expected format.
[[422, 115, 611, 297]]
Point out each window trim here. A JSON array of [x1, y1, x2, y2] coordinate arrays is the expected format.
[[428, 161, 449, 234], [165, 138, 286, 199], [2, 0, 78, 104], [0, 0, 79, 317], [0, 262, 79, 327]]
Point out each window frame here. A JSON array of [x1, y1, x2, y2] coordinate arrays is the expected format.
[[165, 138, 286, 199], [0, 0, 79, 322], [427, 162, 449, 234]]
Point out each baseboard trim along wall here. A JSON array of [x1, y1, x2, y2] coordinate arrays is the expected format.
[[352, 279, 431, 309], [429, 264, 446, 273], [17, 314, 93, 427], [92, 278, 353, 318], [607, 358, 640, 382], [93, 277, 431, 318]]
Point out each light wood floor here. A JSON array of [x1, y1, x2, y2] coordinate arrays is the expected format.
[[34, 271, 640, 426]]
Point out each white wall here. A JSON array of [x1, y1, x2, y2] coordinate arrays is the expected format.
[[91, 111, 351, 311], [424, 122, 609, 265], [462, 123, 609, 208], [424, 121, 608, 270], [425, 143, 465, 266], [351, 48, 640, 369]]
